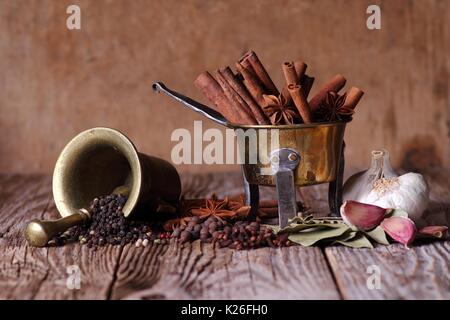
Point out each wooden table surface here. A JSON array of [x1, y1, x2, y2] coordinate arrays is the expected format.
[[0, 170, 449, 300]]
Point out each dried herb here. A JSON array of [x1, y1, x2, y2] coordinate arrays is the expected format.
[[189, 195, 251, 220], [262, 94, 299, 125], [267, 215, 388, 249], [333, 231, 374, 249], [315, 91, 353, 122], [364, 226, 389, 245], [163, 195, 250, 232], [288, 225, 350, 246]]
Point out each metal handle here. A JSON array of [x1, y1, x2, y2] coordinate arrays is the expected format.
[[270, 148, 301, 228], [152, 82, 229, 127], [24, 209, 90, 247]]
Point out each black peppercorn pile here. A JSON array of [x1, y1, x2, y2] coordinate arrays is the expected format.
[[52, 194, 170, 247], [52, 194, 291, 250], [171, 216, 290, 249]]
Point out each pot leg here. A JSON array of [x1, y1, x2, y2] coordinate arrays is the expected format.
[[329, 142, 345, 216], [242, 170, 259, 221], [270, 148, 301, 228]]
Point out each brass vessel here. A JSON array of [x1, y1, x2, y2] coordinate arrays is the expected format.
[[25, 127, 181, 247], [234, 122, 346, 186], [153, 82, 346, 227], [234, 122, 346, 227]]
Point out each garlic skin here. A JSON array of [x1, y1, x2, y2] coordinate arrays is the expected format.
[[381, 216, 417, 248], [418, 226, 448, 239], [363, 173, 429, 222], [343, 149, 429, 222], [340, 201, 387, 230], [343, 149, 397, 204]]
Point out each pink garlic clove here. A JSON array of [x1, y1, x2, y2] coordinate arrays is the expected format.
[[340, 201, 387, 230], [381, 217, 417, 247], [418, 226, 448, 239]]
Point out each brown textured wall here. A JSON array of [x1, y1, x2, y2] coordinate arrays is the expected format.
[[0, 0, 449, 174]]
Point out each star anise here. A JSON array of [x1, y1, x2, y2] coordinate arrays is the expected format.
[[262, 94, 299, 125], [163, 195, 251, 231], [190, 195, 250, 220], [315, 91, 353, 122]]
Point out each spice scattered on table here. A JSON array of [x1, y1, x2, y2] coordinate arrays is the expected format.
[[51, 194, 170, 248], [51, 194, 296, 250], [170, 216, 291, 249]]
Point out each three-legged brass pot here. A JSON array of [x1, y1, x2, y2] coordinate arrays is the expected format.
[[153, 82, 346, 227]]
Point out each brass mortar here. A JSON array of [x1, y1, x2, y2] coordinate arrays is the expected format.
[[25, 127, 181, 247]]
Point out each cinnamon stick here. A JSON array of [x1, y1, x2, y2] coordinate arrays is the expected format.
[[282, 61, 299, 86], [215, 71, 258, 125], [301, 75, 315, 99], [343, 87, 364, 109], [219, 67, 270, 125], [281, 61, 307, 101], [239, 51, 279, 96], [294, 61, 307, 79], [288, 84, 313, 123], [235, 61, 267, 108], [309, 74, 346, 111], [194, 71, 240, 123]]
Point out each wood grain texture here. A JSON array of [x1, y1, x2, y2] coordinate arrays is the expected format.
[[112, 241, 340, 300], [0, 175, 123, 299], [325, 242, 450, 300], [0, 172, 448, 300], [0, 0, 449, 174], [0, 175, 52, 299]]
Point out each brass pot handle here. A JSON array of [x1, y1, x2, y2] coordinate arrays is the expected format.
[[152, 82, 229, 127]]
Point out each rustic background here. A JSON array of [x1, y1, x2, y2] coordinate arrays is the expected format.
[[0, 0, 449, 174]]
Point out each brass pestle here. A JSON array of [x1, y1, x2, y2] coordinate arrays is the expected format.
[[24, 127, 181, 247]]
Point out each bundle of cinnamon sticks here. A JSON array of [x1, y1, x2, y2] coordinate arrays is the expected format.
[[194, 50, 364, 125]]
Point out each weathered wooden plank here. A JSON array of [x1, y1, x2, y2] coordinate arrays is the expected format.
[[1, 172, 449, 300], [0, 175, 52, 299], [111, 241, 340, 300], [325, 242, 450, 300], [107, 172, 339, 300], [0, 175, 123, 299]]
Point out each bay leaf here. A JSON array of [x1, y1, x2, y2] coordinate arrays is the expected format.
[[265, 219, 347, 235], [288, 216, 315, 225], [329, 230, 358, 242], [282, 223, 328, 233], [311, 220, 346, 228], [287, 225, 350, 246], [333, 232, 374, 249], [364, 226, 389, 245]]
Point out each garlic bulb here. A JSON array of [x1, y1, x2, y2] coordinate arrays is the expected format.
[[343, 149, 398, 201], [343, 149, 429, 221]]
